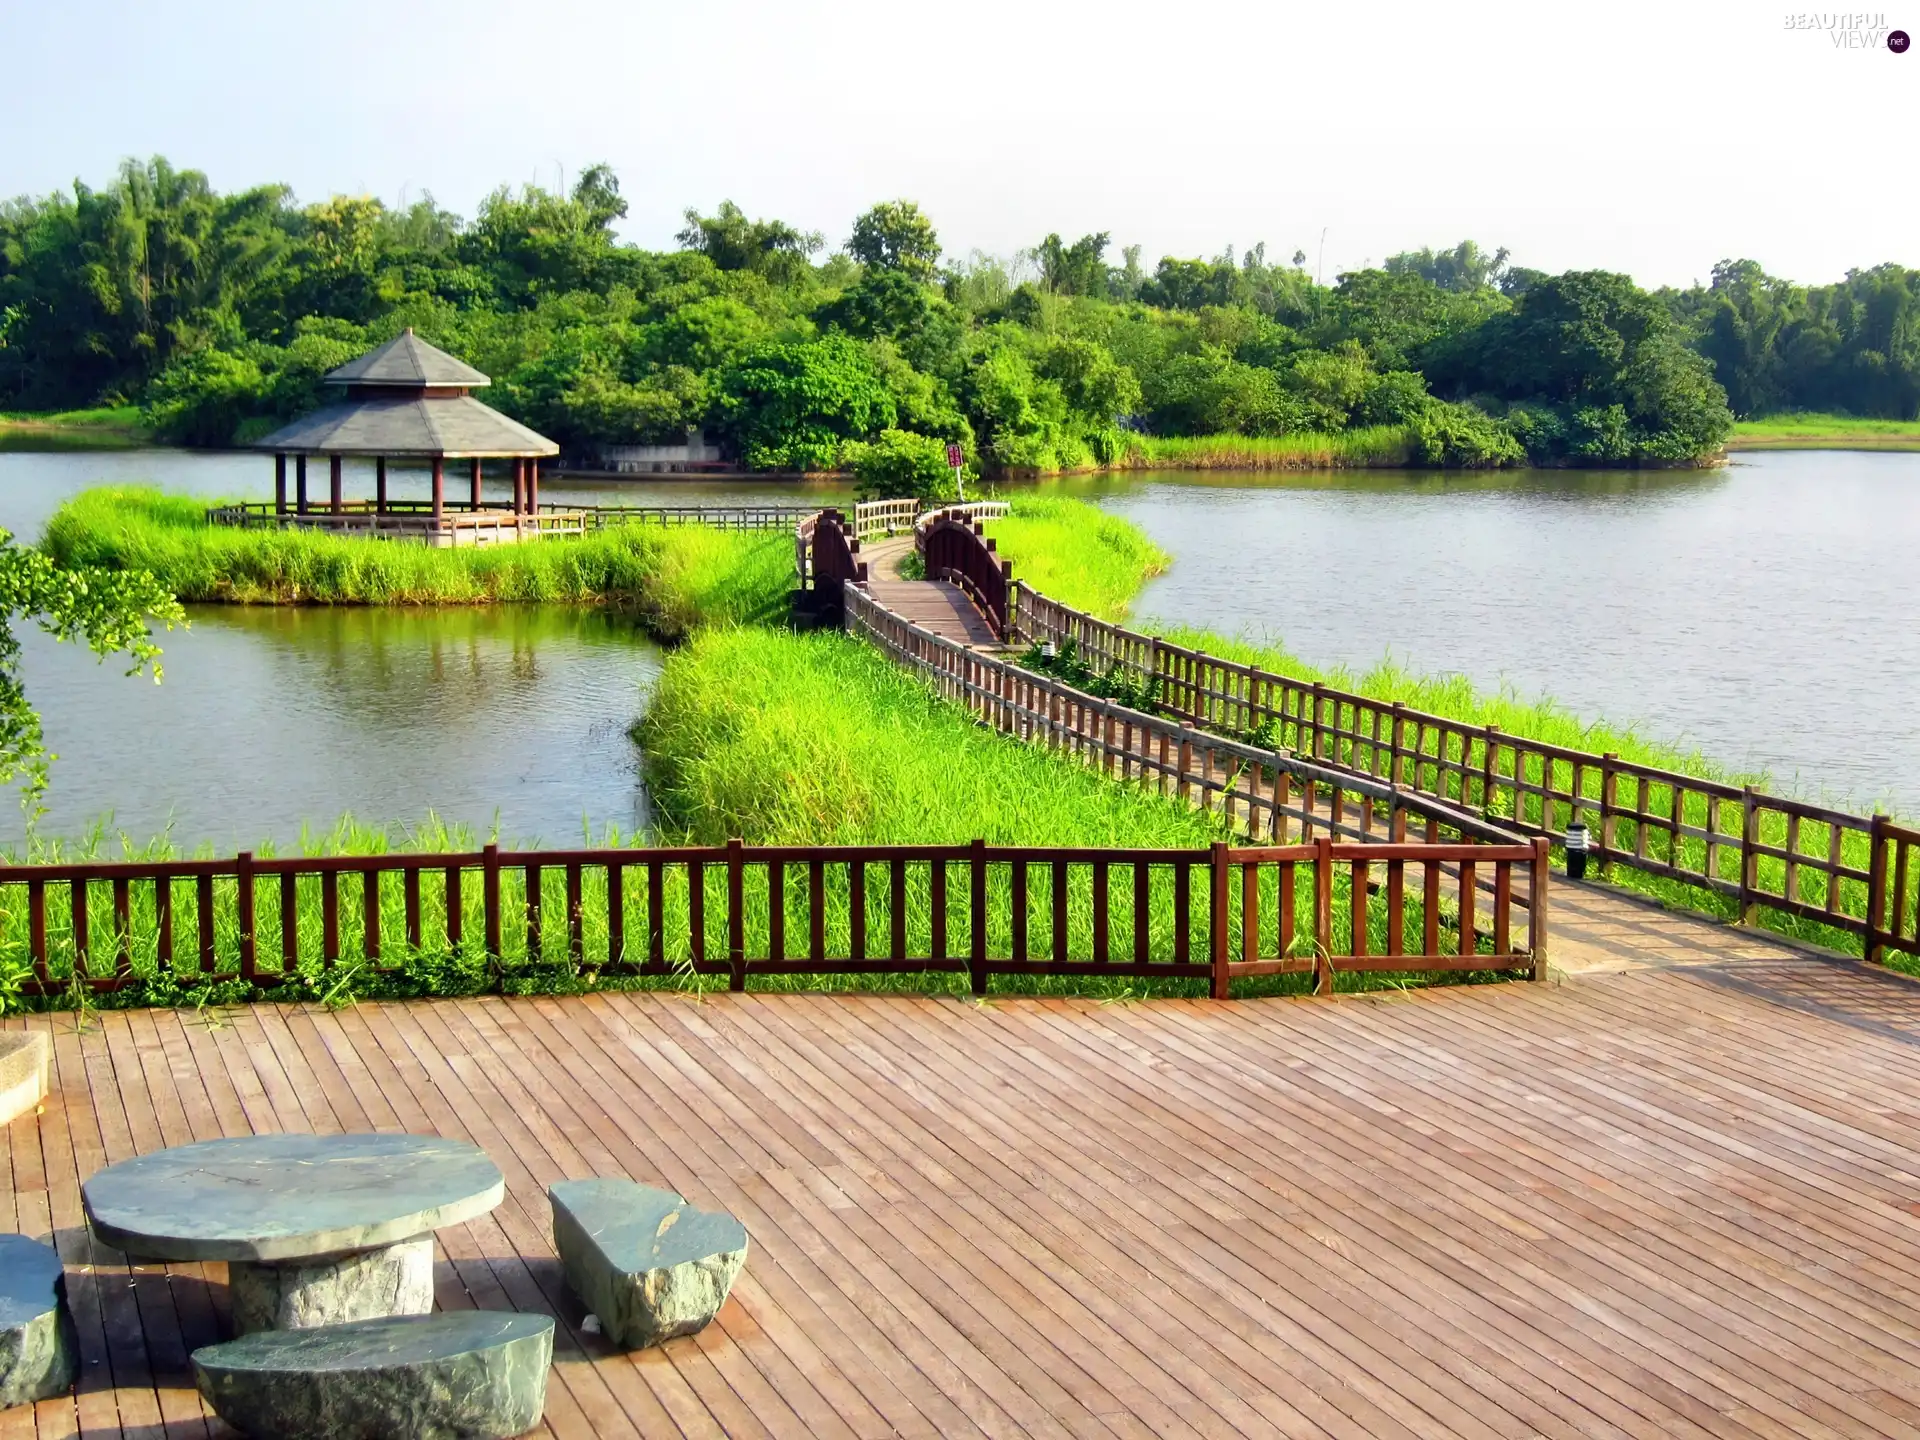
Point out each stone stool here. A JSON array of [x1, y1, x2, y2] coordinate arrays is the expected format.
[[0, 1034, 49, 1128], [549, 1179, 748, 1349], [192, 1310, 553, 1439], [0, 1234, 77, 1407]]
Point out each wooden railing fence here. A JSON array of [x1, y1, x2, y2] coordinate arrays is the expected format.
[[805, 510, 866, 622], [211, 500, 814, 532], [1010, 581, 1920, 963], [0, 835, 1542, 1001], [844, 584, 1547, 979]]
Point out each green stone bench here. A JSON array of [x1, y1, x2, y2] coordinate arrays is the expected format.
[[192, 1310, 553, 1439], [0, 1033, 49, 1129], [0, 1234, 76, 1408], [549, 1178, 748, 1349]]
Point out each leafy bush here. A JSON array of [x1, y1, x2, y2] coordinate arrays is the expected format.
[[844, 429, 959, 501]]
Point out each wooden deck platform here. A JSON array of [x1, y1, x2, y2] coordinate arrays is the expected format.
[[14, 908, 1920, 1437]]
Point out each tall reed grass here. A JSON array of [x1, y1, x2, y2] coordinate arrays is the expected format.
[[986, 497, 1169, 622], [1124, 428, 1417, 470], [41, 487, 792, 639]]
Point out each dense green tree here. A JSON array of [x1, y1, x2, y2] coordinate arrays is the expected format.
[[846, 201, 941, 282], [1385, 241, 1510, 294], [1428, 270, 1732, 460], [675, 201, 823, 285], [713, 336, 896, 470], [1035, 233, 1111, 298], [6, 158, 1777, 470]]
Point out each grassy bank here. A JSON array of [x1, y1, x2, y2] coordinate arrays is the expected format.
[[1727, 411, 1920, 450], [0, 406, 152, 447], [1121, 427, 1417, 470], [987, 497, 1170, 621], [42, 487, 791, 639], [634, 625, 1514, 996]]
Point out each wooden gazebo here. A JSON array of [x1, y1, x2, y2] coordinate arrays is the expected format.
[[232, 331, 572, 546]]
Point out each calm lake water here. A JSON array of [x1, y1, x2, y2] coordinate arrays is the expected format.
[[1, 445, 1913, 842], [0, 449, 851, 849], [1066, 451, 1920, 814]]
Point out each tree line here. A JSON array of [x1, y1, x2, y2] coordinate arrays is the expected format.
[[3, 159, 1908, 482]]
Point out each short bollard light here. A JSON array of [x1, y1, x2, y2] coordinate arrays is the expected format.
[[1040, 641, 1058, 661], [1565, 822, 1591, 880]]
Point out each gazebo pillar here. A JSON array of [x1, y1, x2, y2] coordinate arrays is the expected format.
[[296, 456, 309, 515], [431, 457, 445, 526], [330, 456, 343, 514], [528, 460, 540, 514], [512, 460, 525, 514], [375, 458, 387, 515], [274, 454, 287, 517], [469, 458, 482, 511]]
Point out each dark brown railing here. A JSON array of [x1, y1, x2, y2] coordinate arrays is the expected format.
[[917, 510, 1011, 638], [1, 836, 1542, 1002], [1010, 582, 1920, 964], [807, 510, 867, 622], [211, 500, 815, 532]]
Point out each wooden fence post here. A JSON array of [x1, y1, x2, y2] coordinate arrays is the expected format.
[[1599, 753, 1618, 874], [727, 837, 746, 991], [1480, 725, 1500, 814], [1529, 836, 1551, 982], [1867, 815, 1890, 965], [1314, 835, 1334, 996], [969, 838, 988, 996], [1738, 786, 1760, 926], [1209, 841, 1231, 1001], [483, 843, 502, 961], [236, 852, 256, 981]]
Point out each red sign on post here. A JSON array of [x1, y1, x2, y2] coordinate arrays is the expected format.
[[946, 443, 964, 468]]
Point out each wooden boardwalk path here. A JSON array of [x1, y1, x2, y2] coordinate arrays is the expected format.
[[862, 534, 1005, 648], [16, 911, 1920, 1438]]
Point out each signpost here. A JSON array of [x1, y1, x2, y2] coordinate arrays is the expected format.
[[946, 442, 965, 502]]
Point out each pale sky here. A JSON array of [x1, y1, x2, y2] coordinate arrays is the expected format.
[[1, 0, 1913, 292]]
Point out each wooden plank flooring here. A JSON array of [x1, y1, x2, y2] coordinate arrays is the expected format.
[[14, 944, 1920, 1437], [865, 580, 1003, 648]]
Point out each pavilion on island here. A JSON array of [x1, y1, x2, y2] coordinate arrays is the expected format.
[[230, 331, 571, 546]]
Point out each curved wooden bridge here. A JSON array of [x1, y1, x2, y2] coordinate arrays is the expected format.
[[7, 498, 1920, 1437]]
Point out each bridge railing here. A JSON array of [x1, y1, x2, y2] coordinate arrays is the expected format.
[[846, 583, 1548, 982], [0, 829, 1543, 1001], [915, 510, 1012, 638], [1011, 580, 1918, 963]]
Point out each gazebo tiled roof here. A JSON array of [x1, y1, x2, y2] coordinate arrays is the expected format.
[[253, 330, 556, 458], [323, 330, 492, 389], [256, 396, 557, 458]]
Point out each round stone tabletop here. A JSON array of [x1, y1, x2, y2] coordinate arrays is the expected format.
[[82, 1133, 504, 1263]]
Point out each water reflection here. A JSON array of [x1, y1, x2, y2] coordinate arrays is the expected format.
[[8, 604, 659, 850]]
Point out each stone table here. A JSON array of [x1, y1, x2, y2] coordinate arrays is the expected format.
[[82, 1133, 503, 1335]]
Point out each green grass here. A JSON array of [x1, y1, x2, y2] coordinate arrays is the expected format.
[[629, 624, 1520, 998], [42, 487, 792, 640], [0, 405, 147, 430], [986, 497, 1170, 621], [0, 405, 151, 450], [1122, 427, 1417, 470], [1728, 411, 1920, 450]]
